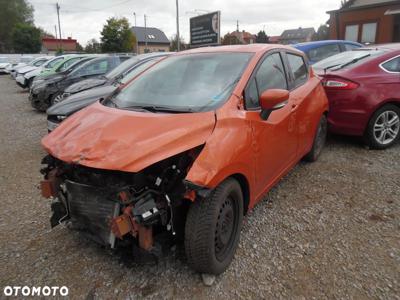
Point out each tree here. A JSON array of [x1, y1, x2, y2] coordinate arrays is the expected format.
[[222, 33, 242, 45], [170, 35, 187, 52], [85, 39, 102, 53], [76, 42, 84, 52], [0, 0, 34, 52], [312, 24, 330, 41], [100, 17, 134, 53], [256, 30, 269, 43], [12, 23, 41, 53]]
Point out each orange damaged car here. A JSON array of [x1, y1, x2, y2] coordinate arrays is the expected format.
[[40, 44, 329, 275]]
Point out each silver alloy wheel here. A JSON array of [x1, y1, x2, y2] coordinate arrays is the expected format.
[[373, 110, 400, 145], [53, 94, 63, 104]]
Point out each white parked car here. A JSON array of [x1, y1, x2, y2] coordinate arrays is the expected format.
[[0, 57, 11, 74], [15, 56, 54, 88], [9, 56, 36, 78]]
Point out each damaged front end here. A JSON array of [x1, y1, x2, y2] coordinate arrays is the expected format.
[[40, 146, 204, 253]]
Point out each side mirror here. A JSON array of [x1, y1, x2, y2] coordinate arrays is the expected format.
[[259, 89, 289, 120]]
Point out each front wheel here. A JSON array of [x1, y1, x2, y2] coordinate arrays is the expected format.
[[365, 104, 400, 149], [304, 114, 327, 162], [184, 178, 243, 275]]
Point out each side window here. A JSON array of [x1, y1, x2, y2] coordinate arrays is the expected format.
[[381, 57, 400, 73], [245, 52, 287, 109], [244, 78, 259, 109], [307, 44, 341, 62], [344, 43, 360, 51], [286, 53, 308, 88]]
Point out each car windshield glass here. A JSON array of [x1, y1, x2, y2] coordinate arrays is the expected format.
[[44, 57, 61, 68], [313, 49, 386, 71], [64, 58, 92, 73], [105, 57, 140, 79], [120, 58, 162, 84], [57, 57, 80, 72], [111, 52, 253, 112]]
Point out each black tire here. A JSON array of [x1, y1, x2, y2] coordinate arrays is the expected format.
[[27, 77, 34, 89], [364, 104, 400, 150], [30, 98, 49, 112], [304, 114, 328, 162], [184, 178, 243, 275]]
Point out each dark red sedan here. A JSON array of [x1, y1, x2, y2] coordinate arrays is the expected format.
[[313, 44, 400, 149]]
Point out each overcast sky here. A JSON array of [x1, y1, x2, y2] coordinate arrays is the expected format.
[[29, 0, 341, 46]]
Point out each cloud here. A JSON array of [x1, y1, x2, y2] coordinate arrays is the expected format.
[[29, 0, 341, 46]]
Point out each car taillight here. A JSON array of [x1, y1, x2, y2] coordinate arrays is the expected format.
[[321, 77, 359, 90]]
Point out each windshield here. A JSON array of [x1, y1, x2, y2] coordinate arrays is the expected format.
[[120, 58, 163, 84], [313, 49, 386, 71], [106, 57, 139, 79], [33, 59, 47, 67], [63, 58, 93, 73], [57, 57, 82, 72], [44, 57, 63, 68], [111, 52, 253, 112]]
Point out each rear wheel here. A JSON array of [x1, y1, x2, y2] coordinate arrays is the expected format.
[[365, 104, 400, 149], [184, 178, 243, 275], [304, 114, 327, 162]]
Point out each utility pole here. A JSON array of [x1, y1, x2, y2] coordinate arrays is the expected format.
[[133, 12, 138, 54], [144, 14, 147, 52], [176, 0, 180, 51], [56, 3, 63, 52], [54, 25, 57, 39], [236, 20, 239, 32]]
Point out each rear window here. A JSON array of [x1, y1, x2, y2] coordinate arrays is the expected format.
[[313, 49, 386, 72], [308, 44, 341, 62]]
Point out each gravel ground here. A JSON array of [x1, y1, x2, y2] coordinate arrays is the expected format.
[[0, 75, 399, 299]]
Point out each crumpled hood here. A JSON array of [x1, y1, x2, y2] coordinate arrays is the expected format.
[[47, 85, 117, 116], [24, 67, 43, 79], [65, 77, 108, 94], [0, 63, 10, 68], [42, 102, 216, 172]]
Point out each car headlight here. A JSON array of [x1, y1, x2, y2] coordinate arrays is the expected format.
[[57, 115, 67, 121]]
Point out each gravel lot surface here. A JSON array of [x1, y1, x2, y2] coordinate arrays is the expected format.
[[0, 75, 399, 299]]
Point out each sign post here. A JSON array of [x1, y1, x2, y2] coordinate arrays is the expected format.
[[190, 11, 221, 47]]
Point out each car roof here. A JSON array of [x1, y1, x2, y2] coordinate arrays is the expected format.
[[293, 40, 363, 51], [176, 44, 299, 55]]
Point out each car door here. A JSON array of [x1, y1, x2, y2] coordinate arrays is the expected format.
[[283, 52, 317, 155], [244, 51, 298, 196]]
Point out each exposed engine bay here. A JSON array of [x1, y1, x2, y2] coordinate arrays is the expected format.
[[40, 146, 205, 256]]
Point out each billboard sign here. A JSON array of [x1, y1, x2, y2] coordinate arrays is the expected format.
[[190, 11, 221, 47]]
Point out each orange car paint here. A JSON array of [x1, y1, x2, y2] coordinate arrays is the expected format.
[[42, 44, 328, 212]]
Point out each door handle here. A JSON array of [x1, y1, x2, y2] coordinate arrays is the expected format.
[[291, 103, 298, 111]]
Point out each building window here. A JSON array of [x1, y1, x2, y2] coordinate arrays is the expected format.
[[361, 22, 377, 43], [345, 24, 359, 42]]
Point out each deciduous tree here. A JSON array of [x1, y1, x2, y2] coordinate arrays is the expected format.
[[12, 23, 41, 53], [0, 0, 34, 52], [100, 17, 134, 53]]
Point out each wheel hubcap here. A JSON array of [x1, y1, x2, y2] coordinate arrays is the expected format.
[[215, 197, 235, 261], [53, 95, 63, 104], [373, 111, 400, 145]]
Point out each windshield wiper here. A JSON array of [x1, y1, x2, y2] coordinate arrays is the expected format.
[[323, 64, 342, 74], [335, 54, 371, 70], [121, 105, 193, 113]]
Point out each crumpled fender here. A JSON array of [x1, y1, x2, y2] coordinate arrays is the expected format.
[[185, 105, 255, 201], [42, 102, 216, 172]]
